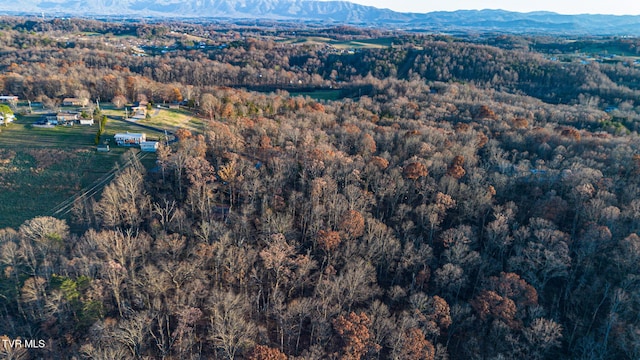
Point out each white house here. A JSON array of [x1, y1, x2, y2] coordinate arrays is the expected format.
[[0, 95, 18, 104], [114, 132, 146, 146], [140, 141, 159, 152]]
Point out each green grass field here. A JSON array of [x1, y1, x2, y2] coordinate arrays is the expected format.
[[101, 117, 166, 140], [139, 107, 203, 133], [0, 113, 155, 230], [102, 106, 202, 133], [332, 38, 395, 49], [289, 89, 343, 101], [280, 37, 394, 50]]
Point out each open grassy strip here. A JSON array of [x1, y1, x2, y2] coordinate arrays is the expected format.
[[289, 89, 342, 101], [137, 108, 202, 133], [102, 107, 201, 134], [279, 36, 394, 49], [332, 38, 394, 49]]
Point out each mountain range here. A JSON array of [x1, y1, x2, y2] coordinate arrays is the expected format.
[[2, 0, 640, 35]]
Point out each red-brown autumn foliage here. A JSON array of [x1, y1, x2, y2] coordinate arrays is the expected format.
[[332, 312, 380, 360], [560, 127, 581, 141], [399, 328, 435, 360], [471, 290, 519, 328], [358, 133, 377, 156], [447, 155, 466, 179], [248, 345, 287, 360], [475, 105, 497, 120], [175, 128, 193, 141], [403, 162, 428, 180], [259, 135, 272, 149], [476, 133, 489, 148], [308, 102, 325, 112], [455, 122, 470, 132], [370, 156, 389, 170], [430, 295, 453, 330], [344, 124, 361, 135], [317, 229, 341, 252], [221, 102, 235, 118], [404, 129, 421, 138], [339, 210, 365, 239], [513, 117, 529, 129], [487, 272, 539, 309]]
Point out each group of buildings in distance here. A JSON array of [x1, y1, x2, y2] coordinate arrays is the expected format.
[[1, 94, 160, 153]]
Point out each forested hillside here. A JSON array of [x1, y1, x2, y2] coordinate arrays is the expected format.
[[1, 18, 640, 359]]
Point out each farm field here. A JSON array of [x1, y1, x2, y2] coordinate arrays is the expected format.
[[281, 36, 394, 49], [0, 113, 155, 229], [332, 37, 395, 49], [101, 116, 167, 140], [102, 106, 202, 134], [138, 107, 203, 133], [289, 89, 343, 101]]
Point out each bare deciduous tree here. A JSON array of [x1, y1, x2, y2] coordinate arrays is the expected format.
[[207, 291, 256, 359]]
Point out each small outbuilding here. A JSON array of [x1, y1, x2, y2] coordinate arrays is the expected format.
[[97, 144, 110, 152]]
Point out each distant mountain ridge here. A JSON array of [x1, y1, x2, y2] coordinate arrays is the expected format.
[[2, 0, 640, 35], [0, 0, 405, 22]]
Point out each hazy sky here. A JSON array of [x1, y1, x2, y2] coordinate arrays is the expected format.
[[343, 0, 640, 15]]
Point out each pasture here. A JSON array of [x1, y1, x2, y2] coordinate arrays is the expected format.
[[0, 113, 153, 229], [281, 36, 395, 49], [289, 89, 343, 101], [140, 107, 203, 133], [102, 106, 203, 133]]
